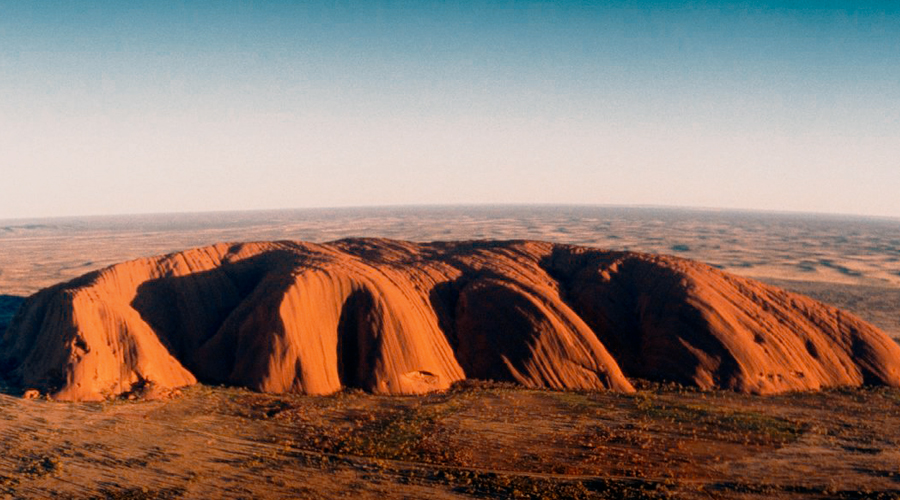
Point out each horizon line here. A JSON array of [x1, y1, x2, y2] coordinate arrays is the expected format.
[[2, 202, 899, 224]]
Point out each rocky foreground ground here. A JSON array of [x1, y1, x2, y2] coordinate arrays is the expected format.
[[0, 382, 899, 499]]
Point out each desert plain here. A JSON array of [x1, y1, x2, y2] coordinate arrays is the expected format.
[[0, 205, 899, 499]]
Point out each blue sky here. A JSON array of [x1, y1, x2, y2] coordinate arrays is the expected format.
[[1, 1, 898, 218]]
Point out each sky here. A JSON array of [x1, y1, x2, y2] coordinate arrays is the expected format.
[[0, 1, 898, 219]]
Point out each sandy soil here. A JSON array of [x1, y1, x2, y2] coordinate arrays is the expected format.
[[1, 383, 899, 499]]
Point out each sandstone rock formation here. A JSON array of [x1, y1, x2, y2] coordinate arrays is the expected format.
[[2, 239, 899, 401]]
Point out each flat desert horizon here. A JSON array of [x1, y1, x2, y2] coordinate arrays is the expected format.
[[3, 205, 898, 338]]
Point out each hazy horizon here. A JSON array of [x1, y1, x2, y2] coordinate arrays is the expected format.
[[3, 202, 900, 225], [2, 1, 898, 220], [3, 203, 900, 338]]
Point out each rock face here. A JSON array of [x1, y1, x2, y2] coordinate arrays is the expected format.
[[2, 239, 899, 401]]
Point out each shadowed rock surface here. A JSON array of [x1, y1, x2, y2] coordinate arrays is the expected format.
[[2, 238, 899, 401], [0, 295, 25, 337]]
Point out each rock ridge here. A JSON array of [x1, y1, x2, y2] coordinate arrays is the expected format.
[[2, 238, 898, 401]]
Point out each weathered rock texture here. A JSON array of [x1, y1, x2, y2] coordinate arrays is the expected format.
[[2, 239, 899, 401]]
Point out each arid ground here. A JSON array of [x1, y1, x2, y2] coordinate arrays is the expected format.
[[1, 382, 900, 499], [0, 206, 899, 498]]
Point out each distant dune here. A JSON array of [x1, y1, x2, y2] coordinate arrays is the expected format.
[[2, 238, 899, 401]]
